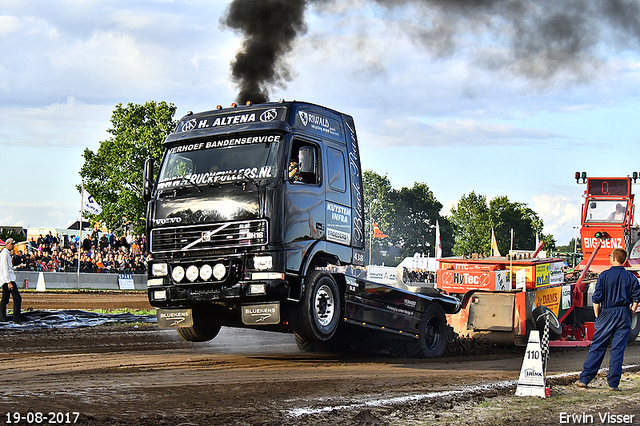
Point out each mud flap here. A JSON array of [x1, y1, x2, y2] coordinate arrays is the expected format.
[[242, 303, 281, 325], [157, 308, 193, 328]]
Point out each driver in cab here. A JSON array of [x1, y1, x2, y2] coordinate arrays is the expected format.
[[288, 159, 303, 182], [607, 203, 625, 222]]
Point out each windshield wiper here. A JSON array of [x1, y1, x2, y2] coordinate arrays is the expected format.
[[186, 179, 202, 193], [233, 175, 259, 190]]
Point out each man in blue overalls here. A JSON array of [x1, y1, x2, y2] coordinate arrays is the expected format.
[[577, 248, 640, 390]]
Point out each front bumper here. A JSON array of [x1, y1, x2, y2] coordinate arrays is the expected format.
[[147, 278, 289, 306]]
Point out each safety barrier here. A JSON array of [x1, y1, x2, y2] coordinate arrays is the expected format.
[[14, 271, 147, 291]]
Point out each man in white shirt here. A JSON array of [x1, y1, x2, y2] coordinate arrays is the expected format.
[[607, 203, 625, 222], [0, 238, 22, 323]]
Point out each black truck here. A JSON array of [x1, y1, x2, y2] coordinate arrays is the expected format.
[[143, 100, 461, 357]]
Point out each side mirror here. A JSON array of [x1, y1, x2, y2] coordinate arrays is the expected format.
[[143, 157, 155, 202], [298, 146, 315, 174]]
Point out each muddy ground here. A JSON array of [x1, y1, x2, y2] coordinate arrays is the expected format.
[[10, 290, 154, 312], [1, 291, 639, 425]]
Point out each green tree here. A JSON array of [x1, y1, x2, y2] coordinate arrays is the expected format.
[[436, 217, 455, 258], [80, 101, 177, 235], [557, 237, 580, 253], [450, 192, 554, 256], [540, 233, 557, 254], [363, 171, 452, 264], [394, 183, 444, 258], [450, 191, 491, 256], [363, 170, 396, 265], [0, 230, 26, 243], [489, 196, 544, 254]]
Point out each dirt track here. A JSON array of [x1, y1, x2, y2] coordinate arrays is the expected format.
[[1, 292, 639, 425], [12, 290, 153, 311]]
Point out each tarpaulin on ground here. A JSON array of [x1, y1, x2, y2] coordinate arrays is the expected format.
[[0, 310, 156, 330]]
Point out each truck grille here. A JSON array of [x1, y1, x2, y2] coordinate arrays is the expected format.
[[151, 220, 268, 253]]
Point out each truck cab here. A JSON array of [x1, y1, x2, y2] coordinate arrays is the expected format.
[[144, 101, 365, 341]]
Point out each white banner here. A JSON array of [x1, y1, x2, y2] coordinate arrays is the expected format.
[[82, 188, 103, 215], [367, 265, 397, 285]]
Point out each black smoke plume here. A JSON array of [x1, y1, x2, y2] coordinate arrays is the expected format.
[[372, 0, 640, 80], [223, 0, 308, 104], [223, 0, 640, 102]]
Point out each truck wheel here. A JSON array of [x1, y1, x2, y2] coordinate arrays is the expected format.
[[629, 312, 640, 344], [294, 332, 335, 353], [176, 306, 222, 342], [532, 305, 562, 340], [389, 340, 409, 358], [407, 302, 448, 358], [294, 270, 341, 342], [294, 333, 316, 352]]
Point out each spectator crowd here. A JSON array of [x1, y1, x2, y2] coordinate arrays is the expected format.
[[8, 232, 437, 280], [406, 268, 436, 283], [11, 230, 150, 274], [323, 264, 435, 283]]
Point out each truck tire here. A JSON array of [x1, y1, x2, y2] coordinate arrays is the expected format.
[[406, 301, 448, 358], [176, 306, 222, 342], [532, 305, 562, 340], [294, 332, 335, 353], [388, 340, 410, 358], [629, 312, 640, 344], [294, 270, 341, 342]]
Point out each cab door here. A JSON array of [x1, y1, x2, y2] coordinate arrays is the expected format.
[[284, 138, 325, 260]]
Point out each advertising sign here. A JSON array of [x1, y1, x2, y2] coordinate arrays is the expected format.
[[367, 266, 397, 286], [509, 261, 564, 290], [437, 269, 510, 293], [533, 286, 562, 316]]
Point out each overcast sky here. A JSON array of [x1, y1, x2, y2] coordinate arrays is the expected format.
[[1, 0, 640, 247]]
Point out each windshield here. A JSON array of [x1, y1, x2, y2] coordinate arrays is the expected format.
[[158, 133, 282, 190], [584, 200, 628, 223]]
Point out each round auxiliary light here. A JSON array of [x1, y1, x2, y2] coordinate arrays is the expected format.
[[213, 263, 226, 280], [172, 266, 185, 283], [186, 265, 199, 282], [200, 264, 213, 281]]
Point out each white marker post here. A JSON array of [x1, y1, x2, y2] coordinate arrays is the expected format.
[[515, 330, 547, 398], [35, 271, 47, 292]]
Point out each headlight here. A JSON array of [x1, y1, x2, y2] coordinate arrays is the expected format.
[[200, 264, 213, 281], [147, 278, 164, 287], [172, 266, 185, 282], [186, 265, 199, 282], [253, 256, 273, 270], [152, 290, 167, 301], [213, 263, 226, 280], [248, 284, 266, 295], [252, 272, 285, 280], [151, 263, 168, 277]]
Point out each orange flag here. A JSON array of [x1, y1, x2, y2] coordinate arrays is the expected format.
[[373, 220, 388, 238]]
